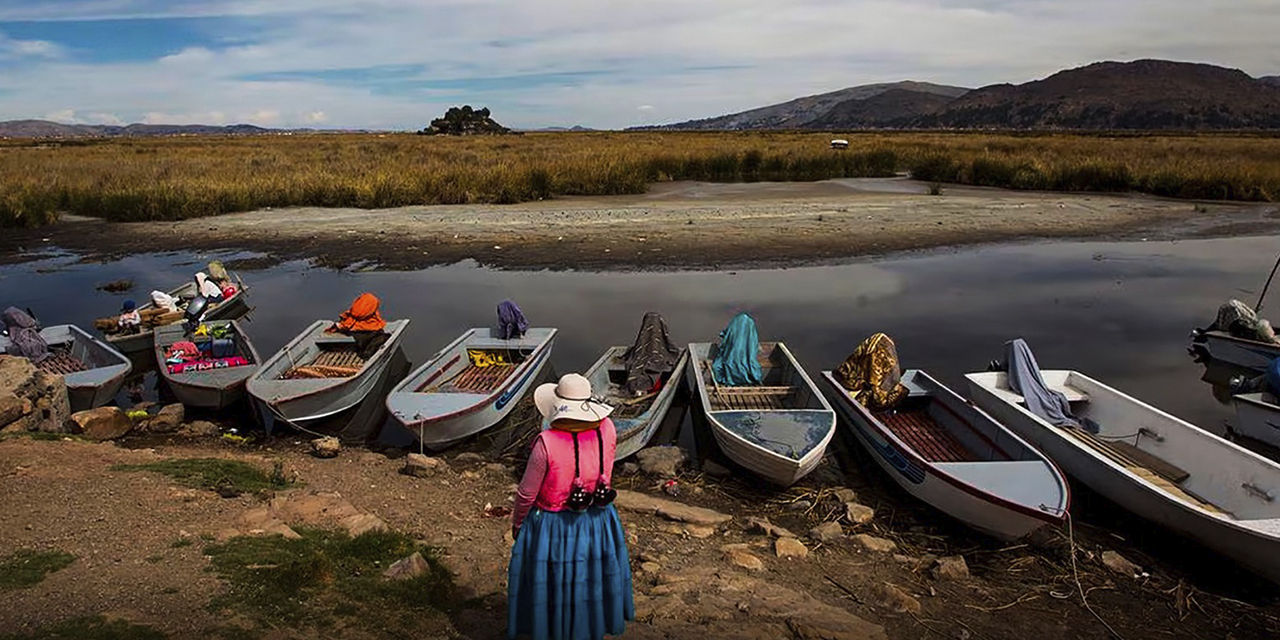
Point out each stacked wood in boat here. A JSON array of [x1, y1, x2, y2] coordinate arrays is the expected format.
[[93, 307, 185, 333], [710, 386, 794, 411], [37, 350, 88, 375], [451, 364, 514, 393], [281, 348, 365, 380]]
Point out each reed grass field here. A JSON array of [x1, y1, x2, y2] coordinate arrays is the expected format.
[[3, 131, 1279, 228]]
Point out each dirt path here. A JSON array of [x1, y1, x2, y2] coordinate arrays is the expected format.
[[3, 436, 1279, 639], [4, 178, 1278, 270]]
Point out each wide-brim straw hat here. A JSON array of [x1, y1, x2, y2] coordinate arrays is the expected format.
[[534, 373, 613, 423]]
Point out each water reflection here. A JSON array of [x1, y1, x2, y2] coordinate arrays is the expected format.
[[3, 236, 1279, 437]]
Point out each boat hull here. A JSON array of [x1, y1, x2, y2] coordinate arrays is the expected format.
[[155, 321, 261, 410], [823, 371, 1066, 541], [248, 319, 409, 429], [1190, 330, 1280, 388], [687, 341, 835, 486], [583, 346, 689, 461], [105, 281, 251, 356], [4, 325, 133, 412], [967, 370, 1280, 584], [386, 328, 557, 449], [1233, 393, 1280, 451]]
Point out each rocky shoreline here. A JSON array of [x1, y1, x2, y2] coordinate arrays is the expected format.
[[2, 353, 1280, 639]]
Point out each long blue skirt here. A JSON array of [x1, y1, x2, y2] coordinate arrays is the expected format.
[[508, 505, 634, 640]]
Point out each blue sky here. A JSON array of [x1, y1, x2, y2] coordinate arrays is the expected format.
[[0, 0, 1276, 129]]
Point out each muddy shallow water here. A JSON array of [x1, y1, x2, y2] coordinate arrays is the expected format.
[[3, 235, 1278, 437]]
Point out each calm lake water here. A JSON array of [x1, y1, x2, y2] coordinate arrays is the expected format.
[[2, 235, 1278, 436]]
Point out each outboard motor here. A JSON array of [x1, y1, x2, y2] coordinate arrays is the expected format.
[[183, 296, 209, 334]]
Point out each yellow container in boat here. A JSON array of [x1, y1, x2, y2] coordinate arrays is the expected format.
[[467, 349, 510, 368]]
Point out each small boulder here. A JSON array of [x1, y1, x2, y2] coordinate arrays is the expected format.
[[701, 460, 732, 478], [775, 537, 809, 560], [311, 436, 341, 459], [403, 453, 444, 477], [620, 462, 640, 476], [71, 406, 132, 440], [640, 562, 662, 574], [0, 395, 30, 427], [844, 502, 874, 525], [147, 403, 185, 433], [341, 513, 388, 537], [931, 556, 969, 581], [384, 552, 431, 580], [454, 452, 485, 465], [747, 516, 795, 539], [809, 521, 844, 543], [636, 446, 686, 477], [786, 500, 813, 512], [831, 487, 858, 503], [853, 534, 897, 554], [483, 462, 511, 477], [1101, 551, 1142, 578], [871, 582, 921, 614], [724, 548, 764, 571], [182, 420, 221, 437]]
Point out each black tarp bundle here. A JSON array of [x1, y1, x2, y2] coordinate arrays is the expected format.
[[1, 307, 48, 362], [621, 312, 680, 396]]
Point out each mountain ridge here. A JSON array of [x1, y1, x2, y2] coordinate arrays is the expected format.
[[647, 60, 1280, 131]]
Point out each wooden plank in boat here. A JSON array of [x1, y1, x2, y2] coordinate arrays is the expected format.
[[1110, 442, 1191, 484]]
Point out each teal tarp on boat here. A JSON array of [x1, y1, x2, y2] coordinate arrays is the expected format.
[[713, 312, 763, 386]]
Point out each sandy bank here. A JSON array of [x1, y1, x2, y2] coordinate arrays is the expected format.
[[4, 178, 1279, 270]]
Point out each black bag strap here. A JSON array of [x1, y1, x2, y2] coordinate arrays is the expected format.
[[572, 431, 581, 480], [596, 428, 605, 483]]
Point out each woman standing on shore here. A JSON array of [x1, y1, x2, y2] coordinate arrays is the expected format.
[[508, 373, 635, 640]]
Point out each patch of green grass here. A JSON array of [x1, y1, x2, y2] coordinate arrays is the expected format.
[[0, 550, 76, 590], [145, 555, 164, 564], [203, 528, 453, 632], [111, 458, 291, 496], [0, 616, 166, 640], [170, 538, 193, 549]]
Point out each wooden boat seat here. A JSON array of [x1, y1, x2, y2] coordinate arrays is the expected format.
[[989, 382, 1090, 405], [710, 386, 799, 411], [281, 347, 366, 379], [314, 333, 357, 345], [439, 363, 516, 394], [878, 409, 977, 463], [1061, 427, 1227, 515], [37, 350, 88, 375]]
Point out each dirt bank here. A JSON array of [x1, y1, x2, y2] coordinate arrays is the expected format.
[[4, 178, 1279, 270], [2, 434, 1278, 639]]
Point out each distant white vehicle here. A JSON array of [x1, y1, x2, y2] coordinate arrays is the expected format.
[[830, 139, 849, 150]]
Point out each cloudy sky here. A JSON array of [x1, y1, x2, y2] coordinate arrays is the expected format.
[[0, 0, 1276, 129]]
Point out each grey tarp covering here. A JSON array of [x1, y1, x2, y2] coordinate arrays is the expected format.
[[1, 307, 48, 362], [621, 312, 680, 396], [1212, 299, 1280, 344], [1004, 338, 1083, 429]]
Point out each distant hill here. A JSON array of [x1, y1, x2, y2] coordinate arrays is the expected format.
[[648, 81, 970, 130], [0, 119, 280, 138], [643, 60, 1280, 131], [806, 88, 956, 129], [919, 60, 1280, 129]]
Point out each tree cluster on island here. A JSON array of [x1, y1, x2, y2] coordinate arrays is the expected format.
[[418, 106, 513, 135]]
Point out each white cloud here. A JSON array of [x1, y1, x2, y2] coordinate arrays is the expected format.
[[86, 112, 124, 125], [303, 110, 328, 123], [0, 1, 1277, 128], [43, 109, 78, 123]]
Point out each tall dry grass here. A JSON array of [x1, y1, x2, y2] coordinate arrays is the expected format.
[[2, 131, 1278, 228]]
